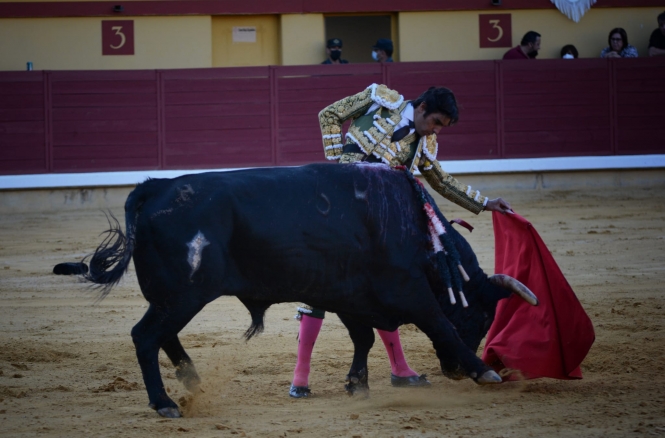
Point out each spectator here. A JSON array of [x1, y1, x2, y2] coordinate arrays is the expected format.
[[600, 28, 638, 58], [503, 31, 541, 60], [372, 38, 393, 63], [648, 11, 665, 57], [561, 44, 579, 59], [322, 38, 349, 65]]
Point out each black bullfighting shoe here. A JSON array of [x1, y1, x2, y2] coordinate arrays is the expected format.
[[289, 384, 312, 398], [390, 374, 431, 387]]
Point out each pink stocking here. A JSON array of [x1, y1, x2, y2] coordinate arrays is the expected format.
[[377, 329, 419, 377], [292, 314, 324, 387]]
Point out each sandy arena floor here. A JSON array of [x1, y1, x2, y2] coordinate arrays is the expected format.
[[1, 183, 664, 437]]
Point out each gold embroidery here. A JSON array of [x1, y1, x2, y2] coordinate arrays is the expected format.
[[419, 159, 486, 215], [372, 84, 403, 108], [319, 87, 376, 160], [319, 85, 487, 215], [339, 152, 365, 164]]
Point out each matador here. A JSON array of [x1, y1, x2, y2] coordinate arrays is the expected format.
[[289, 84, 513, 398]]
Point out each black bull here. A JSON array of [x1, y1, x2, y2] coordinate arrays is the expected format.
[[84, 163, 537, 417]]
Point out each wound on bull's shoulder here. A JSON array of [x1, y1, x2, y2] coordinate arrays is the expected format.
[[187, 231, 210, 279]]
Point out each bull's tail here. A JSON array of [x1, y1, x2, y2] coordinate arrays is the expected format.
[[84, 189, 141, 299]]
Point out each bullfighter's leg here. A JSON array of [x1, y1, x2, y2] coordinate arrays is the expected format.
[[290, 314, 323, 398], [131, 300, 204, 418], [377, 329, 431, 387], [337, 314, 375, 397], [161, 336, 201, 392]]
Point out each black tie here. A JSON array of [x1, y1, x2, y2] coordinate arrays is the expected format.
[[391, 120, 415, 142]]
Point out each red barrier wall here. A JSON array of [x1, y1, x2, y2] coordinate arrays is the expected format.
[[1, 58, 664, 175]]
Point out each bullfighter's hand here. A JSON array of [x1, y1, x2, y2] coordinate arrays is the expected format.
[[485, 198, 514, 214]]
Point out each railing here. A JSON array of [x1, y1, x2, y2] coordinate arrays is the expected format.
[[1, 58, 664, 176]]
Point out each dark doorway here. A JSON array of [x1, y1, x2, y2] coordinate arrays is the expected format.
[[324, 15, 393, 64]]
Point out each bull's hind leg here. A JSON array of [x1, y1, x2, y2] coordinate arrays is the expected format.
[[337, 314, 374, 397], [131, 301, 204, 418], [161, 336, 201, 392]]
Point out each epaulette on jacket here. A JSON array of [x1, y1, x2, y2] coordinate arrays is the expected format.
[[368, 83, 404, 109], [320, 84, 403, 161]]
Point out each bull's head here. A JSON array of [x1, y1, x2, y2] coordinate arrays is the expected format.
[[424, 214, 538, 380], [436, 272, 538, 380]]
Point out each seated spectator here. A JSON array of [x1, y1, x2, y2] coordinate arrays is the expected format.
[[648, 11, 665, 57], [503, 31, 541, 60], [372, 38, 393, 63], [561, 44, 579, 59], [322, 38, 349, 65], [601, 28, 638, 58]]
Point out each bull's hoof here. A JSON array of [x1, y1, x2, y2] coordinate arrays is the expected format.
[[289, 384, 311, 398], [344, 381, 369, 398], [157, 407, 182, 418], [345, 375, 369, 398], [474, 370, 502, 385], [149, 403, 182, 418], [391, 374, 431, 388]]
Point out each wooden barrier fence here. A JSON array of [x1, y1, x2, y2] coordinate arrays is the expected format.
[[1, 58, 663, 175]]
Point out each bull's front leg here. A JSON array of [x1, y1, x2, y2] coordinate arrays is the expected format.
[[415, 309, 501, 385], [337, 314, 374, 397]]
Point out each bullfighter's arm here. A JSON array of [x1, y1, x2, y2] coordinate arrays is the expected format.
[[319, 84, 403, 161], [417, 135, 487, 215]]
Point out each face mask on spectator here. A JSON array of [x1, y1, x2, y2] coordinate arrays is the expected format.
[[330, 50, 341, 61], [371, 51, 379, 61], [562, 53, 574, 59]]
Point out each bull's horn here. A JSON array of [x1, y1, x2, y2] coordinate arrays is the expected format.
[[489, 274, 539, 306]]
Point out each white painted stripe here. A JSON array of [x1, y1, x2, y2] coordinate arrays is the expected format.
[[0, 154, 663, 190], [438, 155, 665, 174], [0, 168, 246, 190]]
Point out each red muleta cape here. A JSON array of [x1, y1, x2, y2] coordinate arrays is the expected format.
[[482, 212, 595, 380]]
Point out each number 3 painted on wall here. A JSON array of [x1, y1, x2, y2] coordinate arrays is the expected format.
[[479, 14, 511, 48], [110, 26, 127, 49], [487, 20, 503, 42], [102, 20, 134, 55]]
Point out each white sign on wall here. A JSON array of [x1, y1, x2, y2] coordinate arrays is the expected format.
[[232, 27, 257, 43]]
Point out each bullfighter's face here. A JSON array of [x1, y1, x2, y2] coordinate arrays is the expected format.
[[413, 102, 452, 137]]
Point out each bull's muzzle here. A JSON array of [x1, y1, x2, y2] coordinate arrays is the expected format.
[[489, 274, 539, 306]]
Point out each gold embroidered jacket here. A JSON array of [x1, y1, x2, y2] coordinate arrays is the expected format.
[[319, 83, 488, 214]]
